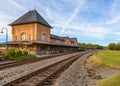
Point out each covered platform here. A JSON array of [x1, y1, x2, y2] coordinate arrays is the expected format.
[[0, 40, 79, 55]]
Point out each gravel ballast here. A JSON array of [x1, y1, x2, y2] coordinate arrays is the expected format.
[[0, 52, 80, 85], [54, 53, 93, 86]]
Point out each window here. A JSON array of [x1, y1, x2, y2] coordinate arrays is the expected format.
[[53, 39, 56, 43], [41, 33, 46, 41], [29, 35, 32, 40], [21, 32, 26, 40], [16, 36, 18, 41]]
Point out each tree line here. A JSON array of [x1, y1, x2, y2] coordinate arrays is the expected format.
[[108, 43, 120, 50], [78, 43, 104, 50]]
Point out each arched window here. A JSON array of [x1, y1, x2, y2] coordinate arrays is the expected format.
[[21, 32, 26, 40], [41, 33, 46, 41]]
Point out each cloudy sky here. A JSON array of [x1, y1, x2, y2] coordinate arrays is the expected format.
[[0, 0, 120, 46]]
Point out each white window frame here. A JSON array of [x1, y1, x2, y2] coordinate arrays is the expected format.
[[21, 32, 26, 40], [41, 33, 46, 41]]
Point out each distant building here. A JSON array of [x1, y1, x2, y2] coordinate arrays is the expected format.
[[6, 10, 79, 54]]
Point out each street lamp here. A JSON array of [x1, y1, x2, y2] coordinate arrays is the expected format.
[[0, 27, 8, 51]]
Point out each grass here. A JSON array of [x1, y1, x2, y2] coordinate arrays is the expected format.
[[98, 73, 120, 86], [88, 50, 120, 86], [9, 54, 36, 60], [88, 50, 120, 69]]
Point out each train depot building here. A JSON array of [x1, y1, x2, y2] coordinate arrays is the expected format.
[[6, 10, 79, 55]]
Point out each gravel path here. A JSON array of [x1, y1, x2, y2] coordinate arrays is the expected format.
[[0, 52, 80, 85], [53, 53, 93, 86]]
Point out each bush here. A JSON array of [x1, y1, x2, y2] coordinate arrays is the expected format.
[[23, 50, 28, 56], [5, 48, 36, 60], [0, 51, 3, 55], [27, 54, 36, 58], [16, 50, 22, 56], [6, 48, 16, 57]]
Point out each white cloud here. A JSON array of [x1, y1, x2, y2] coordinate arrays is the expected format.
[[103, 15, 120, 24], [60, 0, 85, 34], [9, 0, 27, 11], [100, 0, 120, 25], [69, 24, 112, 39], [0, 15, 15, 20], [110, 0, 120, 16]]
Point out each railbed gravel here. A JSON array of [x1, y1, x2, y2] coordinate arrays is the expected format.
[[53, 53, 95, 86], [0, 52, 80, 86]]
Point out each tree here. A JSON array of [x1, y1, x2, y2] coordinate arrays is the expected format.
[[114, 43, 120, 50], [108, 43, 116, 50], [78, 43, 103, 50]]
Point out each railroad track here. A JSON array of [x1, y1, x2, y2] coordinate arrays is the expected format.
[[3, 51, 95, 86], [0, 53, 73, 70]]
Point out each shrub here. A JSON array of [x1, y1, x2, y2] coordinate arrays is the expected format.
[[0, 51, 3, 55], [16, 50, 22, 56], [6, 48, 36, 60], [22, 50, 28, 56], [6, 48, 16, 57]]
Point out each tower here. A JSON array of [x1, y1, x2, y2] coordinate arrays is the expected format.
[[9, 10, 52, 42]]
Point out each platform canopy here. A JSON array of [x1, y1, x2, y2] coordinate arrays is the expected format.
[[0, 40, 79, 48]]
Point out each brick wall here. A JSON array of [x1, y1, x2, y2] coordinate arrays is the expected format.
[[36, 23, 50, 42], [12, 23, 51, 42], [11, 23, 78, 46], [12, 23, 36, 41]]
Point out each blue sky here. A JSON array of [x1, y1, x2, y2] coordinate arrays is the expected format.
[[0, 0, 120, 46]]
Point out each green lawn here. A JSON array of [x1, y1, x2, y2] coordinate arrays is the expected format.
[[89, 50, 120, 69], [89, 50, 120, 86]]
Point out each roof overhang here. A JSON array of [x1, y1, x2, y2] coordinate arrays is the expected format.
[[0, 40, 79, 48], [9, 22, 53, 28]]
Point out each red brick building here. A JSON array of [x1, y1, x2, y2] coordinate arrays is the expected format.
[[6, 10, 79, 54]]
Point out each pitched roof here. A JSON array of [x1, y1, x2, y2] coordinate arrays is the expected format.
[[70, 38, 77, 42], [50, 34, 77, 43], [50, 34, 65, 41], [9, 10, 52, 28]]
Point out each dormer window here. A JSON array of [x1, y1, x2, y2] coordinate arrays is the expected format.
[[21, 32, 26, 40], [41, 33, 46, 41]]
